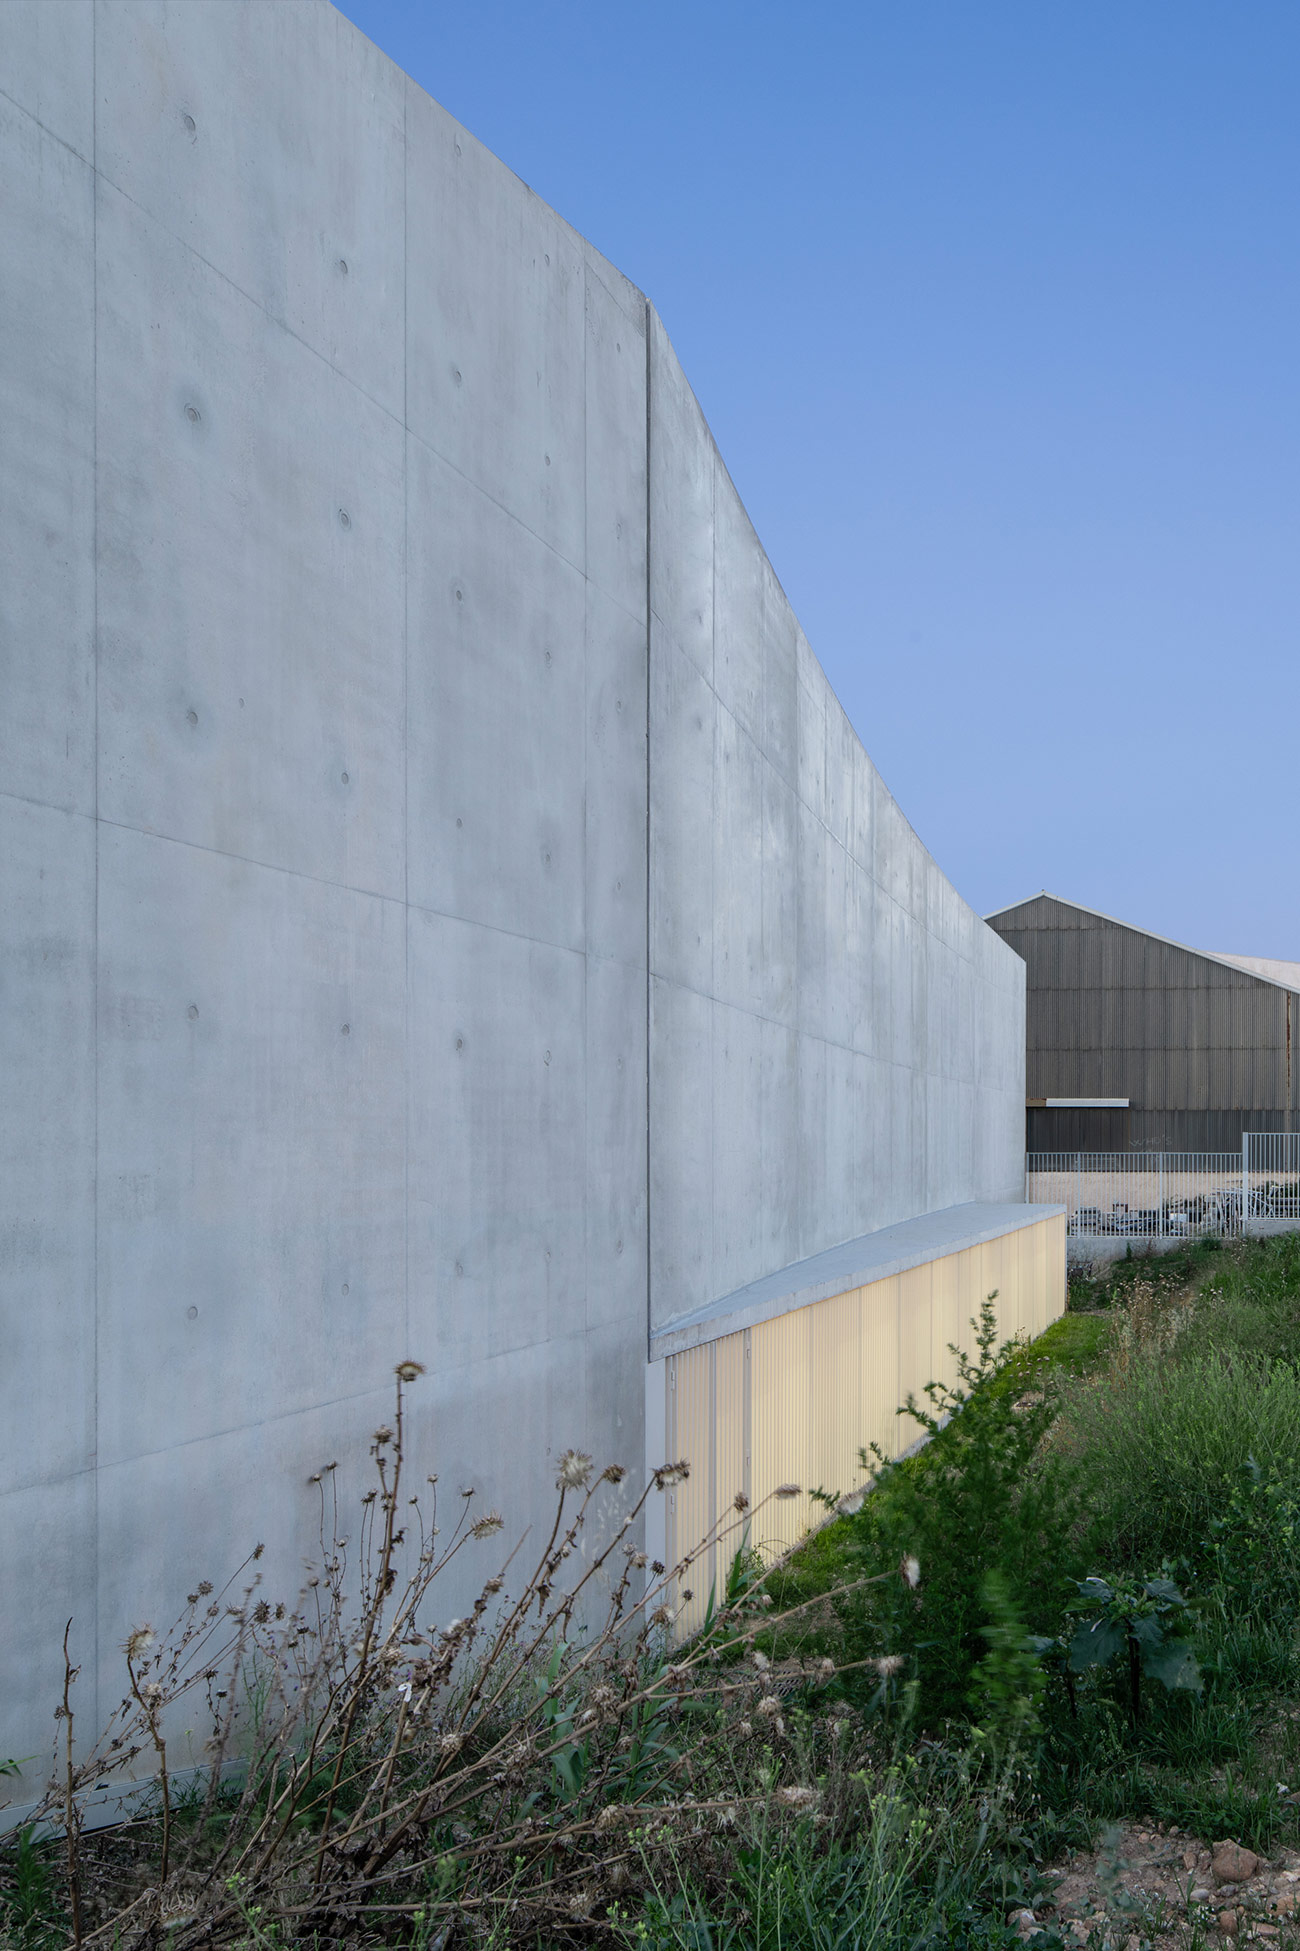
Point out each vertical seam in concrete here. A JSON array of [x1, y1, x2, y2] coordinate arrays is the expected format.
[[401, 80, 410, 1358], [643, 301, 652, 1363], [581, 259, 589, 1348], [90, 0, 101, 1736], [708, 430, 717, 1303]]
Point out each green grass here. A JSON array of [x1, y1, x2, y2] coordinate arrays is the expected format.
[[765, 1232, 1300, 1864], [665, 1233, 1300, 1937], [997, 1306, 1114, 1385], [10, 1234, 1300, 1951], [1063, 1348, 1300, 1565]]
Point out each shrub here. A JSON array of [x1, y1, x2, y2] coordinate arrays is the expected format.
[[834, 1297, 1087, 1728]]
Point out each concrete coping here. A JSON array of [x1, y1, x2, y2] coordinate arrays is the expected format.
[[649, 1201, 1066, 1359]]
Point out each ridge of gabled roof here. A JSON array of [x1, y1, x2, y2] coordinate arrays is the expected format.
[[984, 891, 1300, 996]]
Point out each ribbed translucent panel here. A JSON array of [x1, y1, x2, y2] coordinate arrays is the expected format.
[[666, 1341, 712, 1626], [750, 1307, 813, 1560], [662, 1213, 1065, 1637], [859, 1275, 901, 1465], [808, 1290, 860, 1506], [714, 1334, 747, 1522]]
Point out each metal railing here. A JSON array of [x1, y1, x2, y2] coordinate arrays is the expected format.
[[1243, 1132, 1300, 1220], [1028, 1136, 1300, 1240], [1027, 1152, 1244, 1239]]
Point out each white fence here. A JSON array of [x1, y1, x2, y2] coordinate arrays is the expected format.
[[1027, 1134, 1300, 1241], [1244, 1132, 1300, 1221], [1027, 1152, 1244, 1240]]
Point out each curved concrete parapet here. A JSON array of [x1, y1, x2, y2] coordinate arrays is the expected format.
[[0, 0, 1038, 1790]]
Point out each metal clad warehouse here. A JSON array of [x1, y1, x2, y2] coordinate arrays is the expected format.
[[988, 893, 1300, 1153], [1, 0, 1061, 1792]]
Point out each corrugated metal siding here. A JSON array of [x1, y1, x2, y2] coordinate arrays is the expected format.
[[993, 896, 1300, 1152], [662, 1212, 1065, 1635]]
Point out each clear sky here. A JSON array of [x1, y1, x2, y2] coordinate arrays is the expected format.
[[339, 0, 1300, 957]]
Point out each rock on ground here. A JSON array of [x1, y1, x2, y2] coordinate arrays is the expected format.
[[1035, 1824, 1300, 1948]]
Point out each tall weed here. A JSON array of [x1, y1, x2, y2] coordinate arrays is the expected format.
[[834, 1298, 1086, 1727], [1064, 1349, 1300, 1566]]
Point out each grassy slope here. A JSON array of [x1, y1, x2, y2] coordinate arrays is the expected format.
[[770, 1232, 1300, 1853]]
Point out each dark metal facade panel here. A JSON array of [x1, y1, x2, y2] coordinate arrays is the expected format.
[[989, 895, 1300, 1147]]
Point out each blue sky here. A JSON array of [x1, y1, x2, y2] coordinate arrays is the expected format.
[[340, 0, 1300, 956]]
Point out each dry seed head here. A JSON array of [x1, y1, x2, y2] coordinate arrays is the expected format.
[[395, 1360, 426, 1382], [733, 1491, 750, 1512], [836, 1491, 864, 1515], [124, 1627, 155, 1661], [654, 1461, 689, 1488], [595, 1803, 625, 1833], [756, 1695, 783, 1720], [875, 1654, 905, 1678], [438, 1730, 466, 1756], [557, 1449, 594, 1490], [752, 1650, 770, 1672], [373, 1426, 394, 1446], [470, 1511, 504, 1539], [777, 1785, 817, 1809], [900, 1554, 921, 1589], [773, 1482, 801, 1500], [602, 1463, 627, 1484]]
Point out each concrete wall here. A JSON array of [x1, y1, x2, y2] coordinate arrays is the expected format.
[[648, 321, 1025, 1327], [1, 0, 1027, 1790]]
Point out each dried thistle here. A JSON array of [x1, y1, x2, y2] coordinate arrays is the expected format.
[[556, 1449, 594, 1490]]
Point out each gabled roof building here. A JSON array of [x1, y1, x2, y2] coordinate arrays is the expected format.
[[987, 893, 1300, 1153]]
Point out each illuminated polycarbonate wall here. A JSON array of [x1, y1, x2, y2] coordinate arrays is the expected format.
[[660, 1211, 1065, 1631]]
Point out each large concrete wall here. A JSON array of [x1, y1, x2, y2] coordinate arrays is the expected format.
[[1, 0, 1025, 1788], [648, 320, 1025, 1326]]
